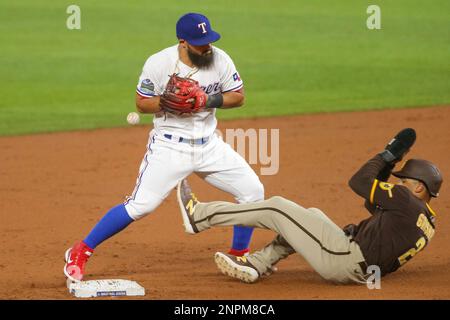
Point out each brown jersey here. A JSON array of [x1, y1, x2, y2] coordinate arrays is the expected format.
[[347, 155, 437, 276]]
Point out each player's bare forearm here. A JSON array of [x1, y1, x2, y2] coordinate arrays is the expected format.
[[135, 94, 161, 114], [221, 88, 245, 109]]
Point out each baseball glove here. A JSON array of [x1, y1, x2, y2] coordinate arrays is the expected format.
[[159, 74, 207, 114]]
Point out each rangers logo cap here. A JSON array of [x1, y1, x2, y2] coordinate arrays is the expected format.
[[176, 13, 221, 46]]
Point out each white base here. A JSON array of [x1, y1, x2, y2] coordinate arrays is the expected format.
[[67, 279, 145, 298]]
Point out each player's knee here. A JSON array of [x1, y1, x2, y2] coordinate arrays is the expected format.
[[237, 180, 265, 203], [124, 198, 161, 220], [266, 196, 289, 207]]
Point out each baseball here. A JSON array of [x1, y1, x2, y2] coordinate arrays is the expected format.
[[127, 112, 140, 125]]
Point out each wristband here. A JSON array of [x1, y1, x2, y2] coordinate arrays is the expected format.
[[205, 94, 224, 109]]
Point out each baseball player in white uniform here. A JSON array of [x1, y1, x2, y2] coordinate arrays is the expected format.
[[64, 12, 264, 282]]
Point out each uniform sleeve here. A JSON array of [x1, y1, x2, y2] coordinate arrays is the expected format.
[[364, 200, 377, 215], [349, 155, 412, 210], [136, 56, 164, 98], [219, 51, 244, 93]]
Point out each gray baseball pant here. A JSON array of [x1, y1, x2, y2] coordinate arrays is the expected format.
[[192, 196, 368, 284]]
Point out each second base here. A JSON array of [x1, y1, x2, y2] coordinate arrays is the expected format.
[[67, 279, 145, 298]]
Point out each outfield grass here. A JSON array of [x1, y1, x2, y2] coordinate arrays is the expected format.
[[0, 1, 449, 135]]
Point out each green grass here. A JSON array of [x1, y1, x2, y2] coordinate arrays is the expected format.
[[0, 0, 449, 135]]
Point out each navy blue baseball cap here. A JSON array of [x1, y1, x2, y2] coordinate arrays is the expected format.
[[176, 13, 221, 46]]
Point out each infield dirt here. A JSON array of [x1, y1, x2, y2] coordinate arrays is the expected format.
[[1, 106, 449, 299]]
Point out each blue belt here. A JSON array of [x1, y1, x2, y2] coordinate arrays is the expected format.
[[163, 134, 209, 145]]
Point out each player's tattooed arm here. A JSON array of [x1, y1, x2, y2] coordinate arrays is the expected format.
[[135, 93, 162, 114]]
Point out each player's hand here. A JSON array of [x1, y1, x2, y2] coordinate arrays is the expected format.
[[379, 128, 416, 164], [187, 90, 208, 111]]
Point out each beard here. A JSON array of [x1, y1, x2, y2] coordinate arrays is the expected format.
[[187, 46, 214, 69]]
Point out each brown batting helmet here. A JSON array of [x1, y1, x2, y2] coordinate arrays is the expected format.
[[392, 159, 443, 197]]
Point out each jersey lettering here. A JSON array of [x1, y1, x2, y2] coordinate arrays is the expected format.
[[416, 213, 435, 240], [201, 81, 220, 94]]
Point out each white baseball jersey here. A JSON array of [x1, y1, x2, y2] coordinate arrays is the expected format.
[[125, 45, 263, 221], [136, 44, 244, 139]]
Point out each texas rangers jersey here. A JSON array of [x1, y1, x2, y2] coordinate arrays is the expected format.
[[136, 45, 243, 139]]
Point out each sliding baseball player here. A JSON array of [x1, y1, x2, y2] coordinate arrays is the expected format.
[[177, 128, 443, 284]]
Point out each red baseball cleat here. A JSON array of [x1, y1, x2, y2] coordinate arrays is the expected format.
[[63, 241, 94, 282]]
